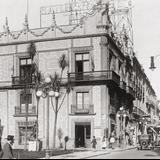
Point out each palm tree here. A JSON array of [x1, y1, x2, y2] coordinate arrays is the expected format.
[[51, 54, 70, 149], [36, 53, 70, 149], [28, 42, 36, 60]]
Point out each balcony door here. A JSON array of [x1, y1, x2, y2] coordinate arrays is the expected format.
[[75, 53, 89, 80], [76, 92, 89, 112], [20, 93, 32, 114], [20, 58, 32, 83]]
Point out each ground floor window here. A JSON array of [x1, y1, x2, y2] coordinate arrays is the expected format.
[[18, 122, 37, 145]]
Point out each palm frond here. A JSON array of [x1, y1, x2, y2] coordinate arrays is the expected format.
[[28, 42, 36, 60], [59, 54, 68, 71], [51, 73, 60, 90]]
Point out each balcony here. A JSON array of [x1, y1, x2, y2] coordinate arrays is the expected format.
[[120, 81, 127, 91], [14, 106, 37, 117], [135, 85, 141, 98], [71, 105, 94, 115], [69, 71, 120, 86], [126, 86, 135, 99], [12, 75, 36, 87], [133, 107, 146, 116]]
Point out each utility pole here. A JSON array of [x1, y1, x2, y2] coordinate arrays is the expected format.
[[27, 0, 29, 19]]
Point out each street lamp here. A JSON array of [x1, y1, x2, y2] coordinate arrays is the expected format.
[[149, 56, 156, 71], [36, 77, 60, 159], [149, 54, 160, 71], [117, 107, 128, 148]]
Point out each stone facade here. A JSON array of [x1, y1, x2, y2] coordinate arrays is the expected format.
[[0, 2, 158, 150]]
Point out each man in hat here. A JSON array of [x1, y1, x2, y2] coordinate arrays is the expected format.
[[2, 135, 15, 159]]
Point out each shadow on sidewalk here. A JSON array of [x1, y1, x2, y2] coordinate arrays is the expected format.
[[139, 148, 160, 158]]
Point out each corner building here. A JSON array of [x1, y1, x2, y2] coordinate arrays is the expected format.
[[0, 2, 158, 149]]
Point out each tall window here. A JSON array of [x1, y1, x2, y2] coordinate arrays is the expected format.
[[20, 58, 32, 83], [20, 93, 32, 114], [76, 92, 89, 109], [75, 53, 90, 73], [19, 126, 36, 145]]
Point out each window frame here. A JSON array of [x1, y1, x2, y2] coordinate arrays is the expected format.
[[19, 57, 32, 77], [75, 52, 90, 73], [20, 93, 33, 114], [76, 92, 90, 109], [18, 126, 35, 145]]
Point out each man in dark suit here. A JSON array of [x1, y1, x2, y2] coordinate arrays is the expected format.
[[2, 135, 15, 159]]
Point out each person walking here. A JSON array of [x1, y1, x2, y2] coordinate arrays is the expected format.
[[2, 135, 15, 159], [109, 134, 115, 149], [102, 136, 107, 149], [91, 136, 97, 149], [133, 134, 137, 146]]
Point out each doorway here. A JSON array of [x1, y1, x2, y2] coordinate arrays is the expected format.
[[75, 123, 91, 148]]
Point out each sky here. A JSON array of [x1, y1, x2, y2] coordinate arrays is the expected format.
[[132, 0, 160, 99], [0, 0, 160, 98]]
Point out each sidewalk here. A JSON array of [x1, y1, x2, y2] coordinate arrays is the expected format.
[[49, 146, 137, 159]]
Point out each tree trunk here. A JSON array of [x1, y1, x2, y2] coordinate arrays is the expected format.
[[53, 98, 58, 149]]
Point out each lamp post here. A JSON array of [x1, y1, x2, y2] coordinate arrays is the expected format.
[[117, 107, 127, 148], [36, 76, 60, 159], [149, 55, 160, 71], [149, 56, 156, 71]]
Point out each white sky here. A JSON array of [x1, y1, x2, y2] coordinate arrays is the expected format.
[[0, 0, 160, 98]]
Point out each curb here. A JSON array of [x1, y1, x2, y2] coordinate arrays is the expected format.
[[82, 147, 137, 159]]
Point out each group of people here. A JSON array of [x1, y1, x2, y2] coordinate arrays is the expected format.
[[91, 133, 116, 150], [91, 131, 137, 150], [0, 133, 136, 159]]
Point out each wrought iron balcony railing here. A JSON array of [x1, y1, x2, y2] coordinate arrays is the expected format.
[[133, 107, 146, 116], [12, 75, 36, 86], [14, 106, 37, 117], [126, 86, 135, 98], [71, 105, 94, 115], [69, 70, 120, 86]]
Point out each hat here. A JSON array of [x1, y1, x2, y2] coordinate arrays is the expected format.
[[7, 135, 14, 141]]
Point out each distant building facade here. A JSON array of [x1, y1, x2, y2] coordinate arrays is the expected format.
[[0, 2, 158, 150]]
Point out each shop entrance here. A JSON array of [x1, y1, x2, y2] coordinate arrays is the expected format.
[[75, 123, 91, 148]]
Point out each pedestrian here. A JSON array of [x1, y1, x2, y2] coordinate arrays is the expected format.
[[102, 136, 107, 149], [78, 137, 81, 148], [91, 136, 97, 149], [2, 135, 15, 159], [125, 132, 129, 146], [0, 136, 3, 159], [109, 134, 115, 149], [133, 134, 136, 146]]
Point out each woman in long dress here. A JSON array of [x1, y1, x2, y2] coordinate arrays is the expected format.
[[102, 136, 107, 149]]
